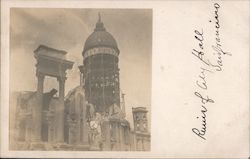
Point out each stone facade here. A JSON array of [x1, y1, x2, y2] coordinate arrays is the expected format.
[[63, 86, 133, 151]]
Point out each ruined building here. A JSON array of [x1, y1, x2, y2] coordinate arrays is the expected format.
[[10, 14, 150, 151]]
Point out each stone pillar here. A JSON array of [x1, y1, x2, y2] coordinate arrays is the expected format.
[[115, 122, 120, 150], [48, 118, 54, 143], [121, 93, 126, 117], [82, 101, 89, 145], [33, 73, 44, 141], [129, 132, 135, 151], [26, 117, 32, 142], [119, 125, 124, 150], [82, 121, 89, 144], [56, 77, 66, 143], [102, 121, 111, 150]]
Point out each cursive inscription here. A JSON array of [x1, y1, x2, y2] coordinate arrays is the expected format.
[[191, 3, 231, 141]]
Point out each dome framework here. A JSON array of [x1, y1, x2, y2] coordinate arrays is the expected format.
[[81, 14, 121, 113]]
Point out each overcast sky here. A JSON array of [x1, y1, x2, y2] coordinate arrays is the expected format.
[[10, 8, 152, 128]]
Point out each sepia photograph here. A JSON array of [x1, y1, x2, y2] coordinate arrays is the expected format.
[[9, 8, 152, 151], [1, 0, 249, 158]]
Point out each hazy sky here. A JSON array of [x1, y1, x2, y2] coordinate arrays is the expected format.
[[10, 8, 152, 127]]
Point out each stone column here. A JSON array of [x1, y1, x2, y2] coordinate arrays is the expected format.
[[121, 93, 126, 117], [82, 100, 89, 145], [33, 73, 44, 141], [117, 124, 122, 150], [47, 117, 54, 143], [119, 125, 124, 150], [56, 77, 66, 143], [102, 121, 111, 150], [115, 122, 120, 150], [26, 117, 32, 142]]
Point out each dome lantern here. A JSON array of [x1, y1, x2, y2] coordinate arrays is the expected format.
[[94, 13, 106, 31]]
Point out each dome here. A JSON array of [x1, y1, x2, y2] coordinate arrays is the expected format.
[[83, 14, 119, 54]]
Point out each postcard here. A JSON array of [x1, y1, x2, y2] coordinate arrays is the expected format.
[[0, 0, 249, 158]]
